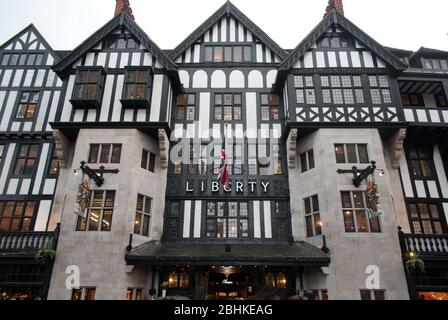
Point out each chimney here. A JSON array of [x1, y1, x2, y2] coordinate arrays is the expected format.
[[324, 0, 344, 18], [115, 0, 135, 20]]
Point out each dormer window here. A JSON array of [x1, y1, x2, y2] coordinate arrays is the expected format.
[[71, 67, 106, 109], [121, 67, 152, 108]]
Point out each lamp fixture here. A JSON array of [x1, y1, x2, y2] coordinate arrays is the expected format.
[[75, 161, 120, 187], [337, 161, 386, 187]]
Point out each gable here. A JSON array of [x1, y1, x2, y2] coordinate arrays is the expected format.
[[279, 11, 407, 72], [53, 13, 177, 75], [68, 25, 165, 71], [170, 1, 286, 63], [291, 25, 388, 69], [0, 24, 58, 66]]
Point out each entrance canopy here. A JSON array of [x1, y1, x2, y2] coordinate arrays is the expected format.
[[125, 242, 330, 267]]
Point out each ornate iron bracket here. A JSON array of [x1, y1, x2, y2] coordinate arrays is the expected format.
[[337, 161, 377, 187], [79, 161, 119, 187]]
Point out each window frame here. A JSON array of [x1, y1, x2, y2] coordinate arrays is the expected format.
[[341, 191, 382, 233], [408, 203, 447, 235], [360, 289, 386, 300], [134, 194, 152, 237], [213, 93, 243, 122], [121, 67, 153, 108], [204, 45, 252, 63], [260, 93, 280, 121], [141, 149, 156, 173], [304, 195, 322, 237], [13, 144, 40, 177], [407, 147, 433, 178], [0, 201, 37, 232], [70, 67, 106, 109], [88, 144, 122, 164], [15, 91, 40, 120], [71, 287, 96, 300], [300, 149, 315, 173], [205, 202, 250, 239], [320, 75, 364, 105], [76, 190, 116, 232], [368, 75, 392, 105], [334, 144, 369, 164], [177, 93, 196, 121]]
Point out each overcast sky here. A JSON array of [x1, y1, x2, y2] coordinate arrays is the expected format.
[[0, 0, 447, 52]]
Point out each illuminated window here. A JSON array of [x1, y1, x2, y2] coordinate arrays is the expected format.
[[177, 94, 196, 121], [167, 270, 189, 289], [47, 148, 60, 176], [260, 94, 280, 121], [214, 93, 242, 121], [16, 92, 39, 120], [408, 147, 432, 177], [334, 144, 369, 164], [0, 201, 36, 232], [409, 203, 444, 235], [123, 68, 151, 105], [341, 191, 381, 233], [304, 195, 322, 237], [134, 194, 152, 237], [266, 272, 287, 288], [126, 288, 143, 300], [76, 190, 115, 232], [71, 287, 96, 300], [72, 69, 105, 107]]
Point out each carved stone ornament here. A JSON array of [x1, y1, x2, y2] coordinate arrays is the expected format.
[[158, 129, 169, 169], [389, 128, 407, 169], [287, 129, 299, 169], [53, 129, 70, 169]]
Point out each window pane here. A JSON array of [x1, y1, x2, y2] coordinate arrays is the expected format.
[[353, 192, 365, 208], [111, 145, 122, 163], [105, 191, 115, 207], [142, 215, 150, 236], [356, 211, 368, 232], [141, 150, 148, 169], [88, 145, 99, 163], [341, 192, 352, 208], [244, 46, 252, 62], [233, 47, 242, 62], [344, 211, 355, 232], [100, 144, 111, 163], [335, 144, 345, 163], [101, 210, 113, 231], [305, 215, 314, 237], [88, 210, 100, 231], [300, 153, 308, 172], [224, 47, 232, 62], [304, 198, 311, 214], [374, 291, 385, 300], [358, 145, 369, 163], [149, 153, 156, 172], [214, 47, 223, 62], [205, 47, 213, 62], [134, 212, 142, 234], [369, 216, 381, 233], [360, 290, 372, 300], [346, 144, 357, 163], [85, 288, 96, 300], [308, 150, 315, 169]]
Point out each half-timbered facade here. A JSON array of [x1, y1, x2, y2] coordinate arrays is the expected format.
[[0, 24, 63, 300], [1, 0, 447, 300]]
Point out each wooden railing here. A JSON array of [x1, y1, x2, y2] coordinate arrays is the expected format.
[[402, 233, 448, 256], [0, 225, 59, 253]]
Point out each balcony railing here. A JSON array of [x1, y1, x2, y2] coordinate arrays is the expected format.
[[402, 233, 448, 256], [0, 225, 59, 254]]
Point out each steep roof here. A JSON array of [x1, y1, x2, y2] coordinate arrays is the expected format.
[[169, 1, 287, 61], [279, 10, 407, 72], [53, 12, 178, 74]]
